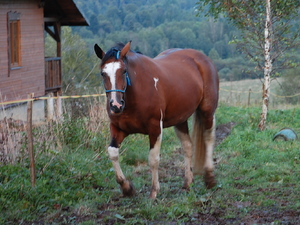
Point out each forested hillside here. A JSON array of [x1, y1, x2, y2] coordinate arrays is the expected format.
[[69, 0, 299, 82], [71, 0, 259, 81]]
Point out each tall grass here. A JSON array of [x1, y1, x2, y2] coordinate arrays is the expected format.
[[0, 117, 27, 164], [0, 97, 109, 164]]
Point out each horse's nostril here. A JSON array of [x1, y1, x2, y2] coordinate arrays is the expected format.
[[109, 99, 125, 113], [111, 106, 121, 113]]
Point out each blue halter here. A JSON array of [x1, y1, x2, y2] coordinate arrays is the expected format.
[[105, 50, 131, 93], [105, 71, 131, 93]]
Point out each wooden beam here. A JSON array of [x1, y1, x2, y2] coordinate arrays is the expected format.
[[54, 22, 61, 57], [45, 21, 61, 43], [54, 22, 61, 42], [45, 25, 58, 42], [44, 17, 60, 23]]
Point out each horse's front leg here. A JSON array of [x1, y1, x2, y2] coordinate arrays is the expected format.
[[108, 125, 135, 197], [148, 121, 163, 199]]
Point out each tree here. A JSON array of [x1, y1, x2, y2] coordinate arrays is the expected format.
[[196, 0, 300, 130], [88, 14, 100, 35], [208, 48, 220, 60], [259, 0, 272, 130], [61, 27, 100, 94]]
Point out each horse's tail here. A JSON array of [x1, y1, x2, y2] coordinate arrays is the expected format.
[[192, 109, 206, 175]]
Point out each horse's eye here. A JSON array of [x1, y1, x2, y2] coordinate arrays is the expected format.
[[101, 72, 104, 76], [123, 70, 127, 75]]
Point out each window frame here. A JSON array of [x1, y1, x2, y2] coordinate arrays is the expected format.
[[7, 11, 22, 71]]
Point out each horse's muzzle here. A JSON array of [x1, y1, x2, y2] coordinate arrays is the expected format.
[[109, 99, 125, 114]]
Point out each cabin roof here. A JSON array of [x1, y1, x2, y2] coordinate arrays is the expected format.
[[44, 0, 89, 26]]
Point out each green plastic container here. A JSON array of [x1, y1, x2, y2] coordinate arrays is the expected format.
[[273, 128, 298, 141]]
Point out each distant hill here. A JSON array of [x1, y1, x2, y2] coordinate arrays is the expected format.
[[71, 0, 269, 81]]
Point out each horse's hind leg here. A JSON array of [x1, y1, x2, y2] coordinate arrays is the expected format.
[[203, 116, 217, 189], [193, 110, 217, 189], [174, 122, 193, 190]]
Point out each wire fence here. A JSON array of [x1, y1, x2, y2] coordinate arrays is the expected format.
[[219, 88, 300, 107], [1, 88, 300, 108], [0, 93, 106, 106]]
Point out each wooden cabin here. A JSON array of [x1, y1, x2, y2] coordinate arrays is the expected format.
[[0, 0, 88, 104]]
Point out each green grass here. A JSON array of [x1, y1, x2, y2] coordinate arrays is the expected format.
[[1, 104, 300, 224]]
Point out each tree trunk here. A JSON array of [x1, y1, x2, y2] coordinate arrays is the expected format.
[[258, 0, 272, 131]]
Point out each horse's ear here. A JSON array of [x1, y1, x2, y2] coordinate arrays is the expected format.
[[94, 44, 105, 59], [120, 41, 132, 59]]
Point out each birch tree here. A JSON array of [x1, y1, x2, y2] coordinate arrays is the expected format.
[[259, 0, 272, 130], [196, 0, 300, 130]]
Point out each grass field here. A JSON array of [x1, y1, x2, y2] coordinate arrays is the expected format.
[[219, 78, 289, 107], [1, 100, 300, 224]]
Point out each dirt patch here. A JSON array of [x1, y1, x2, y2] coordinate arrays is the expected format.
[[215, 122, 236, 146]]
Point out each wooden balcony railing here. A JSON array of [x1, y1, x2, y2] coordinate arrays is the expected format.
[[45, 57, 62, 92]]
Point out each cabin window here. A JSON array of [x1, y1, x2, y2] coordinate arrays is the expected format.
[[8, 12, 21, 69]]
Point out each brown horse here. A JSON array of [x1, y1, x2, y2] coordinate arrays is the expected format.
[[94, 41, 219, 199]]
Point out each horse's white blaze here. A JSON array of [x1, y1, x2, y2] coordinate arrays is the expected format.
[[154, 77, 159, 90], [103, 62, 121, 102]]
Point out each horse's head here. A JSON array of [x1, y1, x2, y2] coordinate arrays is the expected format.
[[94, 41, 132, 115]]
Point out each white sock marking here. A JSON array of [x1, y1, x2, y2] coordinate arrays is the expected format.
[[148, 110, 164, 197], [204, 116, 215, 171], [108, 146, 119, 160], [108, 146, 126, 180]]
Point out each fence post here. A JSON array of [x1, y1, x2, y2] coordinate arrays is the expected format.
[[56, 93, 62, 121], [248, 88, 252, 107], [47, 93, 54, 121], [27, 93, 36, 187]]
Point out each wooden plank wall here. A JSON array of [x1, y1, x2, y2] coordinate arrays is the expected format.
[[45, 57, 61, 90], [0, 0, 45, 102]]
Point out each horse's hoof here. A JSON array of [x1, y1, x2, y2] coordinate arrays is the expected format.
[[149, 186, 159, 199], [149, 191, 157, 199], [204, 171, 217, 189], [182, 184, 191, 192], [182, 176, 193, 191], [121, 181, 136, 197]]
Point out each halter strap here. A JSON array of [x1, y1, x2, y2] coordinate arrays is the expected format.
[[105, 89, 125, 93], [116, 51, 120, 60], [105, 71, 131, 93]]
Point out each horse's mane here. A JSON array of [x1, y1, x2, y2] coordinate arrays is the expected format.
[[101, 43, 142, 65]]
